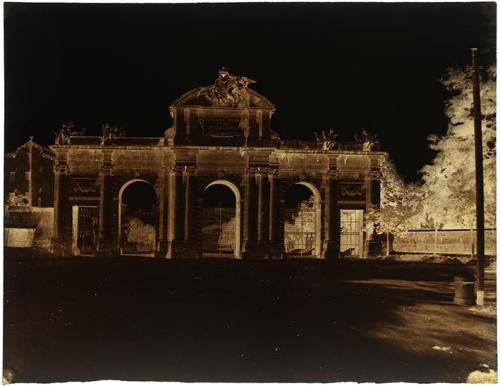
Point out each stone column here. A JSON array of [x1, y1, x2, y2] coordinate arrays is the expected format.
[[277, 179, 287, 259], [242, 109, 250, 146], [256, 172, 263, 243], [183, 167, 190, 241], [192, 175, 205, 258], [166, 167, 176, 258], [184, 108, 191, 139], [267, 172, 281, 258], [242, 171, 250, 255], [367, 170, 382, 257], [52, 163, 69, 255], [97, 152, 113, 255], [323, 172, 339, 259], [179, 167, 200, 258], [362, 174, 372, 257], [256, 110, 263, 140], [268, 174, 275, 242], [156, 170, 168, 258]]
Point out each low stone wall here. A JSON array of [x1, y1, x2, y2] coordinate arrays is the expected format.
[[4, 207, 54, 249], [4, 228, 36, 247], [393, 229, 496, 256]]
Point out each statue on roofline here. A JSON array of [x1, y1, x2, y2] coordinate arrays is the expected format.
[[314, 129, 337, 150], [269, 128, 281, 147], [54, 120, 85, 145], [100, 122, 125, 145], [355, 128, 379, 151]]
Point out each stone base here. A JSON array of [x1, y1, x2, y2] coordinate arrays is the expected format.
[[241, 241, 281, 259], [172, 240, 202, 259], [96, 238, 114, 257], [51, 238, 70, 256], [368, 240, 382, 257], [322, 241, 339, 259], [155, 239, 168, 258]]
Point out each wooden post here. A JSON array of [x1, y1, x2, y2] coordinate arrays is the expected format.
[[434, 227, 438, 256], [471, 48, 485, 306]]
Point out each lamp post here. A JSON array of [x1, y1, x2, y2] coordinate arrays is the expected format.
[[471, 48, 485, 306]]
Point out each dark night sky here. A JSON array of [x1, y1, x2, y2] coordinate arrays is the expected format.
[[4, 2, 496, 181]]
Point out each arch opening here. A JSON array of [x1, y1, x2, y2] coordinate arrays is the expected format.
[[118, 180, 158, 256], [201, 180, 241, 258], [283, 182, 321, 257]]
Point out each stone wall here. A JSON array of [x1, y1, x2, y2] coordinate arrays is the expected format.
[[32, 207, 54, 249], [4, 207, 54, 249]]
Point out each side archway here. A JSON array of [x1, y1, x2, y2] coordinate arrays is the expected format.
[[201, 179, 241, 258], [118, 179, 158, 256], [283, 181, 322, 257]]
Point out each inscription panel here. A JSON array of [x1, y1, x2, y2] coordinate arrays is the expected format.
[[202, 117, 243, 138], [339, 182, 365, 201]]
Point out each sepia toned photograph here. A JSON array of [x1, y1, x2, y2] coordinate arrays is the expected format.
[[3, 1, 497, 383]]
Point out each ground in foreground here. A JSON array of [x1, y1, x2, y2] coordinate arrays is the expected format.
[[3, 252, 497, 383]]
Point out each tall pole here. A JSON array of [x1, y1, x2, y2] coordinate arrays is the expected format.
[[471, 48, 485, 306]]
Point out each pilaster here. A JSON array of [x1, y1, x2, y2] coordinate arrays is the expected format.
[[166, 167, 176, 258], [97, 150, 114, 255], [242, 170, 251, 254], [267, 171, 281, 258], [156, 169, 168, 258], [323, 170, 340, 259], [52, 162, 70, 255], [256, 171, 263, 243]]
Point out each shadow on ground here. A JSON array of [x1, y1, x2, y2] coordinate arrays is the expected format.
[[3, 251, 497, 383]]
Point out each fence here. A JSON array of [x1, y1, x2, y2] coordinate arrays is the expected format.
[[201, 208, 236, 254], [393, 229, 497, 256]]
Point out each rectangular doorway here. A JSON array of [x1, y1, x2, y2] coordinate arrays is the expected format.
[[340, 209, 364, 257], [72, 206, 99, 256]]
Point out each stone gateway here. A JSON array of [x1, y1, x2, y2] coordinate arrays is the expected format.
[[50, 70, 387, 259]]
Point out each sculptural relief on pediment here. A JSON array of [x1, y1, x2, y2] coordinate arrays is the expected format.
[[171, 68, 275, 110]]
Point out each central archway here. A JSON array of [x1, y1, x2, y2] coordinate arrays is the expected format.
[[201, 180, 241, 258], [283, 182, 322, 257], [118, 179, 157, 256]]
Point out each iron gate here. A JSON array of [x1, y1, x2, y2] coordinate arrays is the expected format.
[[202, 207, 236, 255], [340, 209, 364, 256], [284, 207, 316, 256], [77, 206, 99, 255]]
